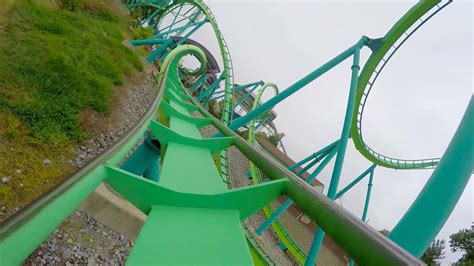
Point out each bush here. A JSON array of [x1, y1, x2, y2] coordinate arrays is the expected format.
[[133, 26, 153, 40]]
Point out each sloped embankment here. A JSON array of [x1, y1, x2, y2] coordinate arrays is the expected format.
[[0, 0, 152, 221]]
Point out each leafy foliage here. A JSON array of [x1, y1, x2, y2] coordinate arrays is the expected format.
[[267, 133, 281, 147], [450, 224, 474, 265], [421, 239, 445, 265], [133, 26, 154, 40], [379, 229, 390, 236]]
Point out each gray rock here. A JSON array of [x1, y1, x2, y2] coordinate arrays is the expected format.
[[62, 248, 72, 260], [1, 176, 9, 184], [15, 169, 22, 174], [97, 138, 107, 148], [43, 158, 52, 166], [78, 152, 87, 160]]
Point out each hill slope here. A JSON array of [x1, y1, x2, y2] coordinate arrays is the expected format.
[[0, 0, 147, 220]]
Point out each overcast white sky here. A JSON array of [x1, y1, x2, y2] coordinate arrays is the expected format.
[[189, 1, 472, 264]]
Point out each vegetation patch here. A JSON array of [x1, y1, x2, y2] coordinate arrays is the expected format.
[[0, 0, 142, 143], [0, 110, 75, 217], [0, 0, 145, 219]]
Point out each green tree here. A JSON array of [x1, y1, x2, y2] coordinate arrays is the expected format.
[[420, 239, 445, 265], [450, 224, 474, 265], [267, 134, 281, 147], [379, 229, 390, 236]]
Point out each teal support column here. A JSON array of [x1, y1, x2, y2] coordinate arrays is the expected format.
[[361, 169, 375, 222], [305, 45, 362, 266], [288, 140, 339, 172], [294, 155, 322, 177], [335, 164, 376, 199], [389, 97, 474, 257], [158, 20, 209, 61], [129, 39, 168, 46], [190, 73, 207, 92], [254, 116, 269, 131], [197, 73, 225, 102], [233, 84, 261, 110], [121, 137, 161, 182], [228, 37, 369, 132], [245, 140, 335, 179], [255, 145, 338, 235], [214, 81, 264, 100], [147, 39, 175, 63], [153, 17, 203, 39], [141, 6, 166, 27]]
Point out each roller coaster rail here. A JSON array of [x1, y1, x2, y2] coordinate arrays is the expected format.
[[0, 0, 472, 265]]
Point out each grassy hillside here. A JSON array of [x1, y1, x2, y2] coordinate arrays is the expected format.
[[0, 0, 144, 218]]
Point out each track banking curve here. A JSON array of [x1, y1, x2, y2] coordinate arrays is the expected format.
[[351, 0, 452, 169], [154, 0, 235, 181]]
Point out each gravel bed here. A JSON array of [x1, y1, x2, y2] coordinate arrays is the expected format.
[[23, 211, 132, 265]]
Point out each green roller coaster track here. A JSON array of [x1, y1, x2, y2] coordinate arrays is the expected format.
[[0, 0, 472, 265]]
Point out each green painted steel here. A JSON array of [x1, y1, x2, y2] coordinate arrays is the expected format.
[[305, 42, 363, 266], [153, 0, 235, 183], [0, 1, 470, 265], [350, 0, 446, 169], [245, 82, 308, 264], [186, 82, 423, 265], [228, 37, 369, 132], [389, 97, 474, 257], [125, 48, 285, 264], [0, 41, 428, 265], [248, 84, 307, 264], [255, 144, 338, 236], [120, 137, 161, 181], [335, 164, 376, 199], [361, 169, 375, 222], [0, 44, 199, 265]]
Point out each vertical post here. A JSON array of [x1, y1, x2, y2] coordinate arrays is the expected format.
[[361, 169, 375, 222], [120, 138, 161, 182], [305, 45, 362, 266]]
